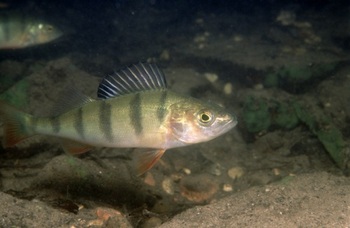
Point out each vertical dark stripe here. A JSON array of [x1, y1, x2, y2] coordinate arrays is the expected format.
[[20, 15, 26, 39], [50, 116, 60, 133], [129, 93, 143, 135], [4, 14, 10, 41], [74, 107, 85, 139], [99, 101, 113, 141], [157, 91, 168, 122]]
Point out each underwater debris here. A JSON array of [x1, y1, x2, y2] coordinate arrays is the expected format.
[[179, 174, 218, 203]]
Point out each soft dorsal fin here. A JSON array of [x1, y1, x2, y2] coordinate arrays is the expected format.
[[52, 89, 94, 115], [97, 62, 167, 99]]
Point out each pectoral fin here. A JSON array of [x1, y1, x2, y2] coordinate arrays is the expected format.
[[134, 149, 166, 176]]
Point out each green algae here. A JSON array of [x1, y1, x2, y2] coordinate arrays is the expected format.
[[242, 97, 271, 133], [264, 62, 337, 88]]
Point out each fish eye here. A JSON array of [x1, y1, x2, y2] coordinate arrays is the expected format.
[[47, 25, 53, 32], [198, 111, 214, 124]]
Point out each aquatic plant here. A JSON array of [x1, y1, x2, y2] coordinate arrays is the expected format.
[[273, 102, 299, 130], [243, 98, 300, 133], [264, 62, 338, 90], [243, 96, 347, 171], [0, 75, 16, 93], [242, 97, 271, 133], [293, 103, 347, 170]]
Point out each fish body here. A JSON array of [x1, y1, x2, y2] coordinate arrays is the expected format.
[[0, 63, 237, 174], [0, 14, 62, 49]]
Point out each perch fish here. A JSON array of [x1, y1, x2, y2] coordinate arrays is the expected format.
[[0, 14, 62, 49], [0, 63, 237, 174]]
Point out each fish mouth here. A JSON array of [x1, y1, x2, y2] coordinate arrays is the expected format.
[[216, 114, 237, 135], [223, 118, 237, 131]]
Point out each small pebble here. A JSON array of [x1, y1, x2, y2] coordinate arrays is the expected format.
[[162, 178, 174, 195], [324, 102, 331, 108], [171, 173, 182, 182], [183, 168, 191, 175], [233, 35, 243, 42], [228, 167, 244, 180], [159, 49, 170, 61], [209, 164, 222, 176], [198, 43, 206, 49], [294, 47, 307, 55], [281, 46, 293, 53], [222, 183, 233, 192], [223, 82, 232, 95], [204, 72, 218, 83], [195, 18, 204, 24], [144, 172, 156, 186], [142, 217, 162, 228], [273, 168, 280, 176], [194, 35, 207, 43], [254, 83, 264, 90]]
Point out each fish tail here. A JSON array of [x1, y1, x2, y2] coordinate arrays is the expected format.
[[0, 101, 34, 147]]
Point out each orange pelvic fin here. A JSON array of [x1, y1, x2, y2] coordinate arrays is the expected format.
[[134, 149, 166, 176], [61, 139, 93, 155]]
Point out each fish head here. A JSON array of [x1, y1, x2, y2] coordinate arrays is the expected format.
[[33, 23, 63, 44], [168, 99, 237, 145]]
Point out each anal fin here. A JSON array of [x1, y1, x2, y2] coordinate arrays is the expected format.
[[134, 149, 166, 176]]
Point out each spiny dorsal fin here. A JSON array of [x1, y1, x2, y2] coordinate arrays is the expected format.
[[97, 62, 167, 99]]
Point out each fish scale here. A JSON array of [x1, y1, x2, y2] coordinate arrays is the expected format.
[[0, 63, 237, 175]]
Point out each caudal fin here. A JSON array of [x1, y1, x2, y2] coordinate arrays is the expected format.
[[0, 101, 34, 147]]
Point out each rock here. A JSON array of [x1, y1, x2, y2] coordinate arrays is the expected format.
[[179, 174, 218, 203], [160, 172, 350, 227]]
